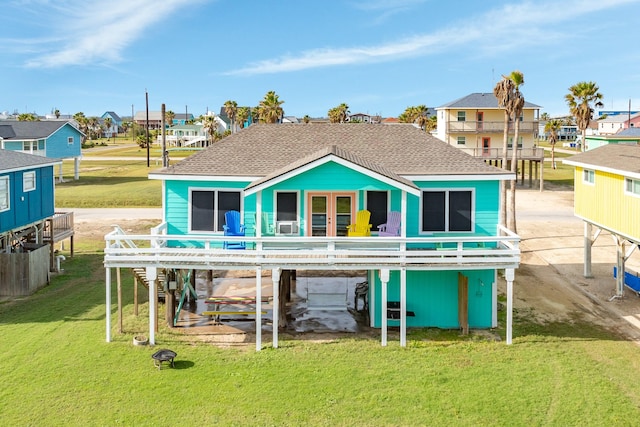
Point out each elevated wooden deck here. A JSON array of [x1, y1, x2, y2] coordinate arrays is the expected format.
[[43, 211, 75, 270], [104, 224, 520, 272]]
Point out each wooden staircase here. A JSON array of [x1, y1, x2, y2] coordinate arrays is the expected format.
[[131, 268, 167, 300]]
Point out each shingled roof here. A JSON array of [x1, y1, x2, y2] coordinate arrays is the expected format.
[[153, 123, 512, 179], [0, 120, 75, 140], [0, 150, 61, 172], [564, 144, 640, 178], [437, 92, 541, 109]]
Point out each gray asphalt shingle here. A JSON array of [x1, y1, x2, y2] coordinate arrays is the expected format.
[[155, 123, 511, 178]]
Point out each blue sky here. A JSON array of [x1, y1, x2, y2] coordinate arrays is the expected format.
[[2, 0, 639, 119]]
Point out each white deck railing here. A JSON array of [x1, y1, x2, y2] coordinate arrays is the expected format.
[[104, 224, 520, 271]]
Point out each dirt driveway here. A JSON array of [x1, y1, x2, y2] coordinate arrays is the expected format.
[[514, 187, 640, 342], [74, 187, 640, 341]]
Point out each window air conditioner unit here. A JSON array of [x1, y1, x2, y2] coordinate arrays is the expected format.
[[276, 221, 299, 235]]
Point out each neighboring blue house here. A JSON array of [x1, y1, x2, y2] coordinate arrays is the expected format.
[[104, 124, 520, 349], [0, 151, 61, 295], [101, 111, 122, 138], [0, 120, 84, 181]]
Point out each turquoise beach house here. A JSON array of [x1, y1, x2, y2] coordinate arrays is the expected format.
[[104, 123, 520, 349]]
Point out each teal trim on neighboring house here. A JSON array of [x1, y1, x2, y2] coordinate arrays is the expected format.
[[585, 135, 640, 151]]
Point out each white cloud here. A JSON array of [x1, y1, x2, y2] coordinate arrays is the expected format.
[[226, 0, 639, 76], [18, 0, 207, 68]]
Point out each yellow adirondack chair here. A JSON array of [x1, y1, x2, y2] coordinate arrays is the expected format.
[[346, 210, 372, 237]]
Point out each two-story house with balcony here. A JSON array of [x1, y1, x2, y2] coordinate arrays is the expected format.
[[104, 123, 521, 350], [435, 93, 543, 189]]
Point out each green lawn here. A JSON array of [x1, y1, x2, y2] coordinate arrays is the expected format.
[[56, 160, 162, 207], [1, 236, 640, 425]]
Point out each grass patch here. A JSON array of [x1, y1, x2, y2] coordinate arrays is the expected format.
[[1, 236, 640, 425], [56, 161, 162, 207]]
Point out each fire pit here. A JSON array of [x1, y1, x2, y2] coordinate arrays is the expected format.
[[151, 349, 176, 370]]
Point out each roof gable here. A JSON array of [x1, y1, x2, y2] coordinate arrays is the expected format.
[[245, 145, 420, 196]]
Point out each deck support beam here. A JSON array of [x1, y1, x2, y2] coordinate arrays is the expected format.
[[271, 267, 281, 350], [146, 267, 157, 346], [106, 268, 111, 342], [380, 269, 389, 346], [256, 266, 264, 351], [506, 268, 514, 345], [400, 268, 407, 347]]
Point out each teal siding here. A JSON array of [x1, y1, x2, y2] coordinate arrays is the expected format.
[[164, 180, 255, 247], [371, 269, 495, 328], [45, 124, 82, 158], [407, 180, 500, 237], [0, 166, 55, 234]]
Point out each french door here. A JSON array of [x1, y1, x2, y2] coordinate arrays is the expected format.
[[307, 192, 356, 237]]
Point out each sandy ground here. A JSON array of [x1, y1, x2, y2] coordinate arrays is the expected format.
[[513, 187, 640, 342], [74, 187, 640, 342]]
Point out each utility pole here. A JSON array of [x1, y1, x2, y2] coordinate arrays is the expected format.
[[145, 90, 150, 168], [161, 103, 168, 167]]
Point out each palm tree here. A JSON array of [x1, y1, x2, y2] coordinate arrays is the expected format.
[[544, 118, 562, 169], [398, 106, 419, 124], [224, 100, 238, 133], [337, 103, 349, 123], [165, 110, 175, 128], [540, 112, 550, 122], [303, 115, 311, 124], [507, 71, 525, 233], [493, 75, 516, 227], [565, 81, 604, 152], [54, 108, 60, 119], [328, 103, 349, 123], [236, 107, 249, 129], [202, 114, 218, 145], [258, 91, 284, 123], [414, 105, 429, 131], [103, 117, 113, 141], [17, 113, 38, 121]]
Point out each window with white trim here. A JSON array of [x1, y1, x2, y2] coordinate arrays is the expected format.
[[275, 191, 298, 222], [68, 137, 74, 145], [625, 178, 640, 196], [23, 171, 36, 192], [0, 176, 9, 212], [421, 189, 473, 232], [22, 141, 38, 152], [190, 189, 241, 232], [457, 136, 466, 145], [583, 169, 595, 185], [457, 111, 466, 122]]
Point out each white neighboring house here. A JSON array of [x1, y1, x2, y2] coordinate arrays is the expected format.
[[597, 112, 640, 135]]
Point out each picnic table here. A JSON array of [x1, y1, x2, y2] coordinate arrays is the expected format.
[[202, 296, 270, 321]]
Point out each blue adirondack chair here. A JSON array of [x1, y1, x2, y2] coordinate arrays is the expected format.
[[377, 211, 401, 237], [223, 210, 246, 249]]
